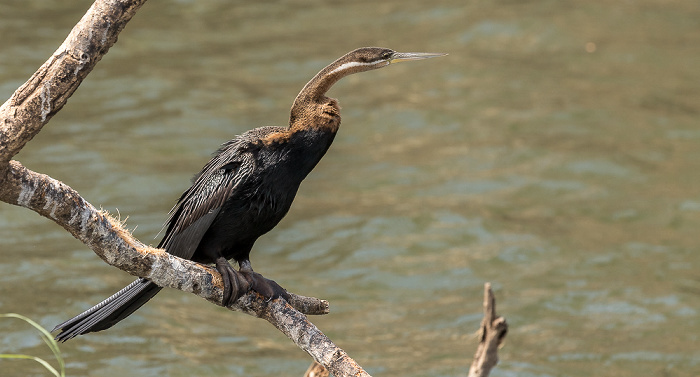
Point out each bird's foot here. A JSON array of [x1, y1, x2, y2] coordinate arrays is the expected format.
[[216, 258, 249, 306], [215, 258, 288, 306], [238, 270, 289, 302], [238, 258, 289, 301]]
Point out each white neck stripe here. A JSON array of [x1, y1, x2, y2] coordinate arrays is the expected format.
[[328, 61, 377, 76]]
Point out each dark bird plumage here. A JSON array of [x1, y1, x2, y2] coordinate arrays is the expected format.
[[53, 47, 445, 341]]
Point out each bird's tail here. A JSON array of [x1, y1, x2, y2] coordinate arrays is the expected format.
[[53, 278, 162, 342]]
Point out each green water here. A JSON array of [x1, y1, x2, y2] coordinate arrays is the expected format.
[[1, 0, 699, 376]]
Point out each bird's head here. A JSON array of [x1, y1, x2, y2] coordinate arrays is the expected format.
[[291, 47, 446, 123], [327, 47, 447, 76]]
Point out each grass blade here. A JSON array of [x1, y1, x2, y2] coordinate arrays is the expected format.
[[0, 313, 65, 377], [0, 354, 61, 377]]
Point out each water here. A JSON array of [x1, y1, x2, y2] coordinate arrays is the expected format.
[[1, 0, 700, 376]]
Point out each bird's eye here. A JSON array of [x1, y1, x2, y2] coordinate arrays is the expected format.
[[382, 51, 393, 60]]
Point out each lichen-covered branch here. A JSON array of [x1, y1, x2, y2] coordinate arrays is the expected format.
[[468, 283, 508, 377], [0, 0, 148, 164], [0, 1, 368, 376], [241, 296, 370, 377]]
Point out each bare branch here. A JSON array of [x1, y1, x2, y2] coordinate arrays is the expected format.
[[468, 283, 508, 377], [0, 0, 148, 164], [242, 297, 370, 377]]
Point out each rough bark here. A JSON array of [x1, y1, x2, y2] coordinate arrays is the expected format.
[[468, 283, 508, 377], [0, 0, 147, 164]]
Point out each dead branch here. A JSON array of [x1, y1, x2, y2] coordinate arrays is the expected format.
[[0, 0, 147, 164], [0, 1, 368, 376], [468, 283, 508, 377]]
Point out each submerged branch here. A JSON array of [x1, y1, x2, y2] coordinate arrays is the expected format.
[[468, 283, 508, 377]]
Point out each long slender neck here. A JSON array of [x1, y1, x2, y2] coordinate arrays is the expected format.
[[289, 54, 378, 128], [292, 58, 350, 109]]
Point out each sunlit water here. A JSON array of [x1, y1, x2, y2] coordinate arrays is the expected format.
[[1, 0, 700, 376]]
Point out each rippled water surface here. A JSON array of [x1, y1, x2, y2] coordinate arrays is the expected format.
[[1, 0, 700, 376]]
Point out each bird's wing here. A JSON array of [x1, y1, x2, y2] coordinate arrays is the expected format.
[[157, 139, 258, 259]]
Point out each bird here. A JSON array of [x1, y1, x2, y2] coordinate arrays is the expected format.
[[52, 47, 446, 341]]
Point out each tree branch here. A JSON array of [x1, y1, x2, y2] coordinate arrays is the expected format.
[[468, 283, 508, 377], [0, 0, 148, 164], [0, 1, 369, 376]]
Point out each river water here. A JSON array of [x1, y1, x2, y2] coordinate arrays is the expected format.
[[1, 0, 699, 376]]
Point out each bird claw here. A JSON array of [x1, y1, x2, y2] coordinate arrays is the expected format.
[[216, 258, 249, 306], [215, 258, 287, 306], [240, 271, 289, 302]]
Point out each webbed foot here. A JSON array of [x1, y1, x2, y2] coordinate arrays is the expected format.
[[239, 259, 289, 301], [215, 258, 288, 306], [215, 257, 249, 306]]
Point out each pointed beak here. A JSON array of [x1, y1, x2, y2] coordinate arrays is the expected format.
[[389, 51, 448, 64]]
